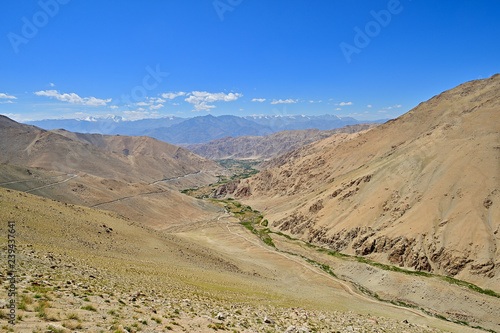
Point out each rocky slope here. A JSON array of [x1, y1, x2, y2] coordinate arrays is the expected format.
[[214, 74, 500, 290], [185, 124, 379, 160]]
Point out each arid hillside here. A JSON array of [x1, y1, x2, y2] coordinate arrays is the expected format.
[[51, 129, 219, 172], [0, 116, 223, 184], [215, 74, 500, 290], [0, 116, 226, 228], [185, 124, 379, 160]]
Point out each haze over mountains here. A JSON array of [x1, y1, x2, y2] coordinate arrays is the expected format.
[[215, 74, 500, 289], [26, 114, 387, 144]]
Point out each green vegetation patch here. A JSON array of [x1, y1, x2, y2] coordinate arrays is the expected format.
[[180, 159, 261, 198]]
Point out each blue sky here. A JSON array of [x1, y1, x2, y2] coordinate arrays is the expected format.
[[0, 0, 499, 122]]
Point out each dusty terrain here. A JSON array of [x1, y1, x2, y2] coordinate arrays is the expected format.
[[214, 74, 500, 289], [0, 163, 221, 230]]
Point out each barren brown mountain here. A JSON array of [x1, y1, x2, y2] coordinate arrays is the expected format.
[[185, 124, 379, 160], [51, 129, 218, 172], [215, 74, 500, 290], [0, 115, 223, 183], [0, 116, 226, 228]]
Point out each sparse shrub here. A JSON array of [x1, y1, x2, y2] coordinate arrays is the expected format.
[[35, 300, 50, 319], [67, 313, 79, 320], [81, 305, 97, 312], [63, 320, 83, 329], [46, 326, 64, 333]]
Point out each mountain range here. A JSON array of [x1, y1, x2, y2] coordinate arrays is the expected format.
[[26, 114, 388, 145]]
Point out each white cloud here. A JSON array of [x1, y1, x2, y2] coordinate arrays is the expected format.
[[130, 97, 167, 110], [336, 107, 341, 111], [309, 100, 323, 104], [34, 90, 111, 106], [49, 83, 55, 87], [367, 104, 372, 108], [149, 103, 164, 110], [337, 101, 353, 106], [0, 93, 17, 99], [383, 104, 403, 110], [109, 105, 119, 110], [185, 91, 242, 111], [0, 100, 14, 104], [271, 99, 297, 104], [252, 98, 266, 102], [191, 102, 216, 112], [162, 92, 186, 100]]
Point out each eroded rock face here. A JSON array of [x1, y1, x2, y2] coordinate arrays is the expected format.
[[213, 179, 242, 197], [273, 216, 495, 277]]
